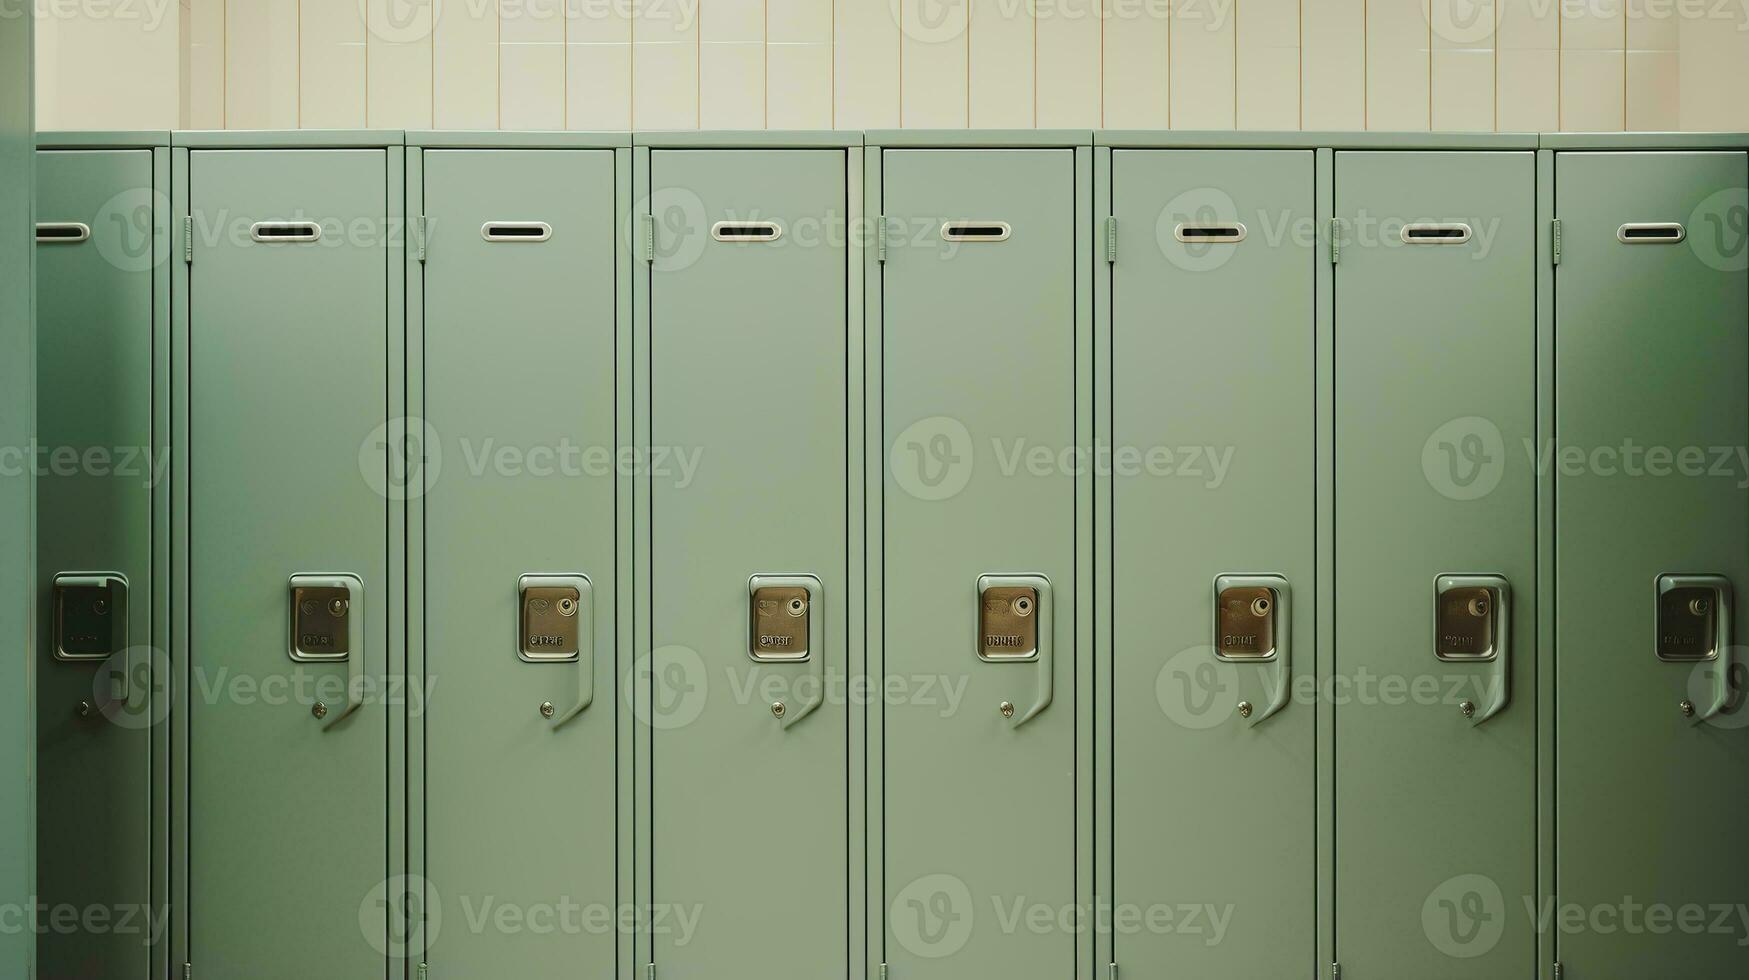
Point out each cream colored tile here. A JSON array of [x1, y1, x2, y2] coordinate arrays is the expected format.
[[633, 40, 699, 127], [1365, 0, 1430, 130], [302, 0, 368, 128], [699, 40, 765, 126], [767, 41, 832, 127], [568, 42, 633, 127], [1169, 0, 1235, 128], [769, 0, 831, 43], [570, 0, 634, 43], [636, 0, 699, 44], [1035, 0, 1101, 127], [1300, 0, 1364, 129], [1627, 8, 1677, 50], [900, 0, 968, 126], [1427, 0, 1491, 50], [225, 0, 299, 129], [1559, 47, 1623, 130], [367, 0, 434, 128], [969, 0, 1033, 127], [1625, 48, 1677, 130], [1495, 0, 1556, 49], [187, 0, 225, 126], [1431, 48, 1492, 130], [1101, 0, 1169, 127], [1678, 16, 1749, 129], [1495, 45, 1556, 131], [501, 41, 567, 128], [36, 0, 181, 130], [1561, 0, 1622, 50], [1236, 0, 1298, 129], [702, 0, 765, 42], [834, 0, 899, 126], [434, 0, 500, 128]]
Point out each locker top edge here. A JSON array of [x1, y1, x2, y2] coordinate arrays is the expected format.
[[1097, 130, 1537, 150], [1538, 131, 1749, 151], [171, 130, 407, 149], [36, 130, 169, 150], [634, 130, 861, 149], [866, 129, 1092, 149], [407, 131, 631, 150]]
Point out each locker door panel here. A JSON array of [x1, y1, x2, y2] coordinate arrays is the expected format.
[[881, 147, 1076, 980], [421, 148, 620, 977], [1108, 148, 1317, 978], [35, 147, 157, 980], [1334, 150, 1538, 978], [648, 148, 850, 978], [1554, 150, 1749, 977], [187, 148, 391, 977]]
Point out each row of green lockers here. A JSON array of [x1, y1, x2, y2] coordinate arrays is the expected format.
[[32, 130, 1749, 980]]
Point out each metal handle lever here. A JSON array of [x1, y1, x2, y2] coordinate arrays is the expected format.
[[549, 645, 595, 730], [482, 221, 553, 243], [36, 222, 91, 243], [1215, 575, 1292, 727], [748, 574, 825, 730], [1695, 604, 1734, 725], [979, 574, 1053, 728]]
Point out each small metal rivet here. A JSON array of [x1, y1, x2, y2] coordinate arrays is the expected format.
[[1000, 701, 1016, 718], [311, 701, 329, 720], [1460, 700, 1477, 718], [540, 701, 556, 718], [771, 701, 787, 719], [1681, 699, 1696, 718], [1237, 700, 1253, 719], [75, 701, 93, 718]]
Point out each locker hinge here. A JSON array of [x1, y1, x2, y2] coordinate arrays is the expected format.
[[182, 216, 192, 264], [1331, 962, 1342, 980], [1104, 216, 1118, 262], [182, 963, 191, 980], [877, 215, 888, 263], [640, 213, 655, 263], [1108, 962, 1118, 980], [418, 964, 428, 980], [1328, 218, 1342, 265], [1553, 962, 1564, 980], [879, 963, 888, 980], [646, 962, 656, 980], [415, 215, 428, 263], [1551, 218, 1562, 265]]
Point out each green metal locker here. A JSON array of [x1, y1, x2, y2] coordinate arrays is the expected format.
[[1334, 143, 1539, 977], [872, 132, 1090, 980], [411, 134, 627, 977], [1549, 136, 1749, 977], [173, 132, 405, 978], [34, 132, 169, 980], [1100, 139, 1317, 978], [635, 133, 856, 980]]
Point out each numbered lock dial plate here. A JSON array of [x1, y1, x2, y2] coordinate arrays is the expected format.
[[979, 586, 1040, 660], [1656, 574, 1731, 662]]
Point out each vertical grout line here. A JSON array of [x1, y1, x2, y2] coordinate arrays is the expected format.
[[496, 0, 503, 129], [1426, 0, 1432, 129], [296, 0, 303, 128], [1555, 0, 1562, 130], [1296, 0, 1302, 129], [1232, 0, 1239, 128], [964, 0, 971, 126], [1361, 0, 1368, 130], [1031, 0, 1037, 129], [1620, 5, 1627, 130], [222, 0, 228, 127], [1165, 0, 1172, 128]]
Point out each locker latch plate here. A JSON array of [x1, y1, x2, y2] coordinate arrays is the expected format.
[[289, 576, 358, 661], [1434, 575, 1504, 661], [1215, 582, 1278, 660], [979, 585, 1039, 660], [52, 572, 128, 661], [1656, 574, 1730, 662], [751, 585, 811, 661], [521, 583, 583, 661]]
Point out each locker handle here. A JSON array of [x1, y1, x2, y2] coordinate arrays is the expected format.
[[523, 574, 595, 729], [979, 574, 1053, 728], [1400, 223, 1472, 245], [250, 221, 322, 243], [1174, 222, 1248, 244], [748, 575, 825, 729], [289, 574, 365, 731], [711, 221, 783, 243], [1436, 575, 1510, 727], [482, 221, 553, 243], [1617, 222, 1686, 244], [1214, 575, 1291, 726], [35, 222, 91, 243], [941, 221, 1011, 243]]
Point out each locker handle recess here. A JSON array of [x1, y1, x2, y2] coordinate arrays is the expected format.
[[250, 221, 323, 243], [941, 221, 1012, 243], [1435, 574, 1510, 726], [521, 574, 594, 729], [1617, 222, 1686, 244], [289, 574, 365, 731], [482, 221, 553, 243], [1657, 574, 1733, 723], [35, 222, 91, 244], [711, 221, 783, 243], [979, 574, 1053, 728], [1214, 574, 1291, 726], [1175, 222, 1247, 244], [1400, 223, 1472, 245], [748, 574, 824, 729]]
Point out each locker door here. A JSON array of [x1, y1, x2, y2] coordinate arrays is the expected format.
[[421, 149, 619, 975], [36, 147, 157, 980], [647, 148, 849, 977], [1554, 150, 1749, 977], [1334, 151, 1537, 977], [187, 149, 391, 976], [1108, 149, 1316, 976], [881, 148, 1076, 979]]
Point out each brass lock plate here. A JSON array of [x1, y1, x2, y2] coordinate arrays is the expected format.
[[1656, 574, 1730, 662], [292, 586, 352, 659], [521, 586, 582, 661], [748, 575, 820, 662], [979, 586, 1039, 659], [53, 573, 127, 661], [1215, 585, 1277, 660], [1434, 575, 1506, 661]]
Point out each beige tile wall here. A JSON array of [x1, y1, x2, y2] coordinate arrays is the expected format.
[[34, 0, 1749, 132]]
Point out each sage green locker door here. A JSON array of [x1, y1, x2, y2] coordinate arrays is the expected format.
[[187, 149, 390, 977], [422, 149, 618, 976], [881, 148, 1076, 980], [1334, 151, 1537, 978], [36, 148, 156, 980], [648, 148, 848, 977], [1554, 151, 1749, 977], [1109, 149, 1316, 976]]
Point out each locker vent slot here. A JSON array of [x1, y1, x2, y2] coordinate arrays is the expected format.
[[1174, 222, 1247, 244], [711, 221, 783, 242], [1617, 222, 1685, 244], [482, 221, 553, 243], [1400, 223, 1472, 245], [941, 221, 1012, 243], [249, 221, 323, 243], [35, 222, 91, 243]]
